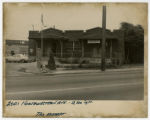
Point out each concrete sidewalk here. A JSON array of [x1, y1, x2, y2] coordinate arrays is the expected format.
[[6, 62, 144, 76], [22, 65, 144, 76], [36, 67, 144, 75]]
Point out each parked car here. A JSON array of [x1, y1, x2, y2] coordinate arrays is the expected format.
[[6, 54, 29, 63]]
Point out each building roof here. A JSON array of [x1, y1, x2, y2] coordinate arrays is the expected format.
[[64, 30, 84, 40], [6, 40, 28, 45], [80, 27, 116, 40], [80, 31, 115, 40], [29, 28, 66, 39], [29, 27, 121, 40]]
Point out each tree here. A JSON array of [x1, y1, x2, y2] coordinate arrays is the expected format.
[[47, 49, 56, 70], [119, 22, 144, 63]]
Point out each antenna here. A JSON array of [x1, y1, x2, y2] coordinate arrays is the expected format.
[[32, 25, 34, 31]]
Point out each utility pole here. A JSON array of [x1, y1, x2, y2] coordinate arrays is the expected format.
[[41, 14, 44, 57], [101, 6, 106, 71], [41, 26, 43, 57]]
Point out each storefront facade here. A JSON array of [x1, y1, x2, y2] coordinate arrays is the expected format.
[[28, 27, 124, 65]]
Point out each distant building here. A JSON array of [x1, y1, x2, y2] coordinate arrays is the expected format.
[[28, 27, 124, 65], [6, 40, 28, 55]]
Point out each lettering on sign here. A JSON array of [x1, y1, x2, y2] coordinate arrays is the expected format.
[[88, 40, 100, 44]]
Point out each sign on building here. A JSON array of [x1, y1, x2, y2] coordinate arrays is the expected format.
[[88, 40, 100, 44]]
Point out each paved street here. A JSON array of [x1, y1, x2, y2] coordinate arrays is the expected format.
[[5, 68, 144, 100]]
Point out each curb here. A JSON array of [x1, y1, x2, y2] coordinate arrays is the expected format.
[[30, 67, 144, 75], [7, 67, 144, 77]]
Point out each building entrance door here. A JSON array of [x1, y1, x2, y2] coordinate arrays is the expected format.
[[92, 46, 101, 57]]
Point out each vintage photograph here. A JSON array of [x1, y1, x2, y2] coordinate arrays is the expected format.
[[3, 2, 148, 117], [4, 3, 146, 100]]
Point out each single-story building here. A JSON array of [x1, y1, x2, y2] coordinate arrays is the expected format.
[[28, 27, 124, 65], [5, 40, 28, 56]]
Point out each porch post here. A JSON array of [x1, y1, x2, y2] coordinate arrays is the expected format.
[[60, 40, 63, 57], [35, 40, 38, 60], [72, 40, 75, 57], [82, 40, 84, 57], [41, 30, 43, 57], [110, 40, 112, 59]]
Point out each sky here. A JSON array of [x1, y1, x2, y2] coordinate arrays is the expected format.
[[3, 3, 147, 40]]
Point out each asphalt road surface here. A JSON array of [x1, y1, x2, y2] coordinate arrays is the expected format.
[[6, 69, 144, 100]]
